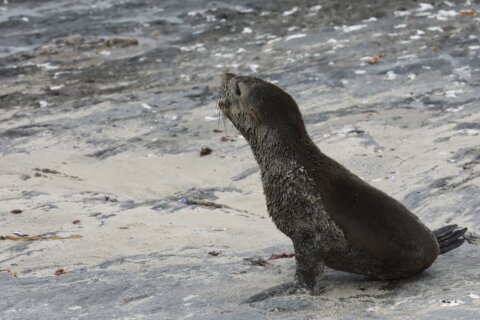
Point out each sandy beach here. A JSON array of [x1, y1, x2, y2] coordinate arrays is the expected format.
[[1, 0, 479, 319]]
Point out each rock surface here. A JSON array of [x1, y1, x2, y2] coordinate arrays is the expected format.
[[0, 0, 479, 319]]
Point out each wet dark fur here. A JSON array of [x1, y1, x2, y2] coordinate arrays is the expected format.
[[219, 73, 467, 296]]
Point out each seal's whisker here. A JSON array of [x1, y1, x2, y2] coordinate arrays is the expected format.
[[216, 97, 221, 129], [223, 114, 228, 133]]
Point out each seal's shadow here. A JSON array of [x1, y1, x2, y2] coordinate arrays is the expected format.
[[322, 265, 444, 298], [247, 270, 437, 312]]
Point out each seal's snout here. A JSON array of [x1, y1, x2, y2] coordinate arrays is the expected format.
[[219, 73, 236, 113]]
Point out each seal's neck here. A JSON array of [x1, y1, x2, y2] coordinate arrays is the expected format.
[[248, 127, 317, 169]]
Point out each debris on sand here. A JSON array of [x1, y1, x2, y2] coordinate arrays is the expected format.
[[459, 9, 477, 16], [179, 197, 226, 209], [13, 231, 28, 237], [54, 268, 66, 276], [32, 168, 83, 181], [123, 294, 150, 304], [42, 35, 139, 52], [72, 219, 81, 224], [244, 257, 271, 267], [244, 253, 294, 266], [0, 269, 17, 277], [213, 129, 223, 133], [208, 250, 222, 256], [104, 196, 118, 202], [221, 136, 235, 142], [20, 174, 31, 180], [10, 209, 22, 214], [105, 37, 139, 48], [440, 299, 465, 307], [188, 199, 224, 209], [367, 55, 383, 64], [200, 147, 213, 157], [1, 234, 82, 241], [361, 55, 384, 64], [268, 252, 295, 260], [34, 168, 60, 174]]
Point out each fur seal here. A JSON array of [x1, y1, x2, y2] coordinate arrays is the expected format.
[[218, 73, 468, 302]]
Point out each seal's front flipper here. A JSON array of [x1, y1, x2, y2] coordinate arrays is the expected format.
[[243, 282, 309, 303]]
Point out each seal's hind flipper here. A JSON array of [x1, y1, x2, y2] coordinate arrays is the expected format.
[[433, 224, 458, 240], [433, 224, 468, 254], [243, 282, 311, 303], [439, 237, 465, 254]]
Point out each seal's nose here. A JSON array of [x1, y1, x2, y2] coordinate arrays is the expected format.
[[222, 73, 236, 83]]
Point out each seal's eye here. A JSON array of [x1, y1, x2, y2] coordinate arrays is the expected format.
[[235, 83, 241, 96]]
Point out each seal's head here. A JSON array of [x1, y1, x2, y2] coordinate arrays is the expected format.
[[219, 73, 307, 146]]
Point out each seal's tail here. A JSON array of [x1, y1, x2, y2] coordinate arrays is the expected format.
[[433, 224, 467, 254]]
